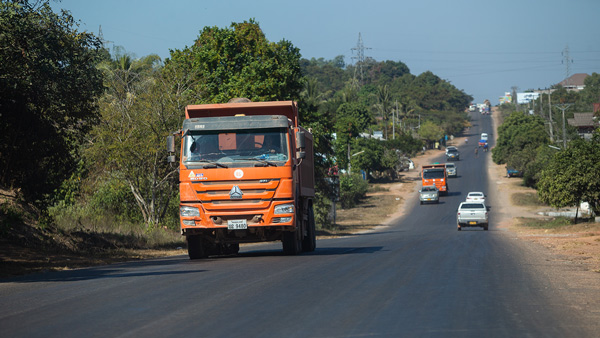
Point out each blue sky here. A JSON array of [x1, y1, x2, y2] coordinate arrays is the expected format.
[[51, 0, 600, 105]]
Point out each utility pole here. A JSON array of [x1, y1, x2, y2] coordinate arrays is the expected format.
[[347, 143, 351, 175], [351, 33, 371, 85], [392, 104, 395, 140], [393, 100, 399, 140], [548, 91, 554, 142], [555, 103, 572, 148]]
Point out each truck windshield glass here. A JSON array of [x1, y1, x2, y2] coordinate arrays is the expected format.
[[423, 169, 445, 179], [182, 129, 289, 168]]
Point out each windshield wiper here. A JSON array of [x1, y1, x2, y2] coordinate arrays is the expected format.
[[196, 159, 228, 168], [239, 158, 278, 167]]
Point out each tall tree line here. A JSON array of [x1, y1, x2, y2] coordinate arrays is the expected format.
[[1, 1, 473, 230]]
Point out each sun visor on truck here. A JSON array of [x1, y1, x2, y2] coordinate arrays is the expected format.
[[182, 115, 290, 132]]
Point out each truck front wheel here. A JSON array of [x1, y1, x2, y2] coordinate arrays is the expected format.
[[283, 229, 302, 255], [187, 235, 207, 259]]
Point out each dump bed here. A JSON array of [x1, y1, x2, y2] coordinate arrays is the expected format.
[[185, 101, 299, 127]]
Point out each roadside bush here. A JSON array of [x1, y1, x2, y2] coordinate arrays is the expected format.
[[0, 202, 23, 235], [313, 191, 333, 230], [339, 173, 368, 209]]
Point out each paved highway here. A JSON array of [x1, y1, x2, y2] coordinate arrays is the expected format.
[[1, 112, 598, 337]]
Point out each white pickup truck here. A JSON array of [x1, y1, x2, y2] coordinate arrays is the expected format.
[[457, 202, 488, 231]]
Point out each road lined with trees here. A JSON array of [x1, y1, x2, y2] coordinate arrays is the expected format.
[[1, 0, 472, 239], [2, 0, 598, 275], [2, 111, 598, 336]]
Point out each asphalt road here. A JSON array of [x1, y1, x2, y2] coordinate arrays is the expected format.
[[1, 112, 598, 337]]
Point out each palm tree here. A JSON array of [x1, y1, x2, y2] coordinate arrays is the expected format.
[[374, 85, 392, 139]]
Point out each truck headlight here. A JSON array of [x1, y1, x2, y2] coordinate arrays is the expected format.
[[180, 206, 200, 217], [274, 204, 294, 214]]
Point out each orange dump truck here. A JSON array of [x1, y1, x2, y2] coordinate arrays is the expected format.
[[167, 101, 315, 259], [421, 164, 448, 195]]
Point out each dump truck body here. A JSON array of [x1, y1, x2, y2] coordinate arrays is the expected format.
[[169, 101, 315, 258]]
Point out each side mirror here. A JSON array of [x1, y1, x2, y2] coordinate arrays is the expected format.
[[296, 131, 306, 149], [167, 135, 175, 153]]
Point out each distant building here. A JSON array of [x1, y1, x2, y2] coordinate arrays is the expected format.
[[499, 92, 512, 104], [557, 73, 589, 91], [567, 112, 598, 140]]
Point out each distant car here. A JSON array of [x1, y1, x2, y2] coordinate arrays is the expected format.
[[397, 157, 413, 172], [445, 146, 457, 155], [419, 185, 439, 205], [465, 191, 486, 204], [445, 162, 457, 177], [506, 167, 522, 177], [446, 148, 460, 161], [457, 202, 489, 231], [480, 133, 488, 141]]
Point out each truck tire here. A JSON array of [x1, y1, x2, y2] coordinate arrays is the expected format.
[[283, 229, 302, 255], [483, 223, 489, 231], [302, 205, 316, 252], [187, 235, 207, 259]]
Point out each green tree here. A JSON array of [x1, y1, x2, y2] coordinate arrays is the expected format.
[[339, 173, 368, 208], [351, 138, 399, 180], [86, 51, 194, 227], [492, 111, 549, 167], [418, 120, 444, 147], [0, 0, 104, 202], [580, 73, 600, 107], [537, 132, 600, 219], [334, 102, 372, 170], [166, 19, 303, 103]]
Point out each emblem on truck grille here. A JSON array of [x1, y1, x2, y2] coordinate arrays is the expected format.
[[229, 185, 243, 199]]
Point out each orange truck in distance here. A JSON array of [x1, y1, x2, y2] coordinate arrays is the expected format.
[[421, 164, 448, 195], [167, 101, 316, 259]]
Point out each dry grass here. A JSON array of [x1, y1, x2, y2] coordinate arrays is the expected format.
[[511, 192, 545, 207]]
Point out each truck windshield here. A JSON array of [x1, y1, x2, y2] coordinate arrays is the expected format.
[[182, 128, 289, 168], [423, 169, 445, 179]]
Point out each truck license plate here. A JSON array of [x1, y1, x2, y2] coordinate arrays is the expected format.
[[469, 221, 477, 225], [228, 219, 247, 230]]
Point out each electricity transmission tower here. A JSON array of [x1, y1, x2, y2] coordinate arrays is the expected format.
[[98, 25, 113, 50], [351, 33, 371, 85], [561, 45, 573, 87]]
